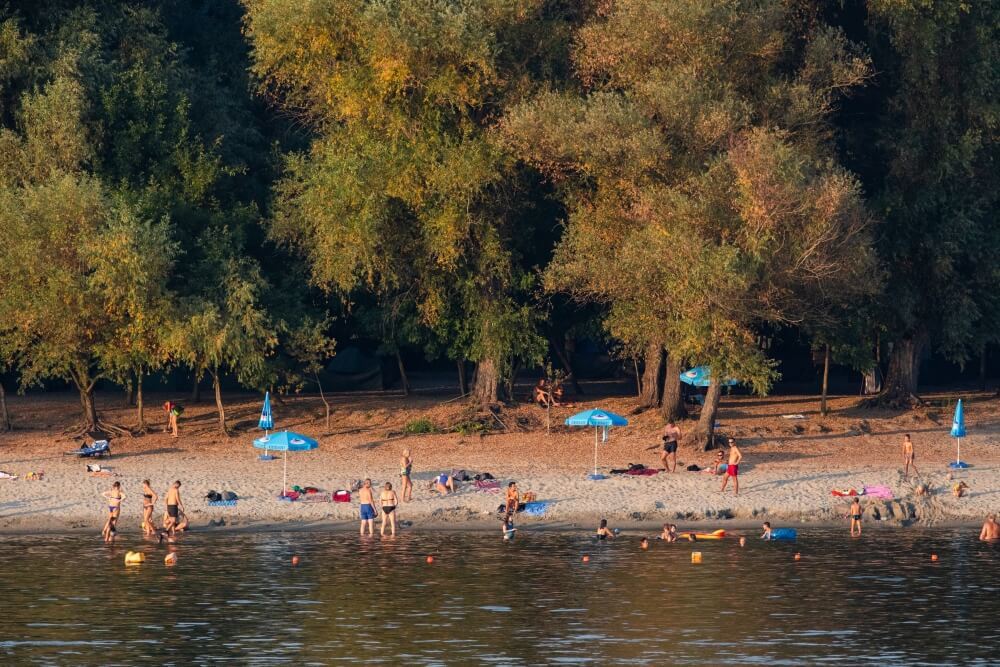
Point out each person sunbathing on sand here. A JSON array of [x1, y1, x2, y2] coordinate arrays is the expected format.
[[432, 473, 456, 496]]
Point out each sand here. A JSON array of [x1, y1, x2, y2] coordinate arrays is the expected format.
[[0, 388, 997, 535]]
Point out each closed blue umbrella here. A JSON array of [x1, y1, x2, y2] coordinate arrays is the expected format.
[[257, 391, 275, 460], [252, 431, 319, 496], [949, 399, 969, 469], [679, 366, 738, 387], [565, 409, 628, 479]]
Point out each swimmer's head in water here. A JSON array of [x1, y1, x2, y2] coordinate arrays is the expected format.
[[600, 519, 608, 529]]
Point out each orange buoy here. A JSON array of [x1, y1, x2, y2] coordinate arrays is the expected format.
[[291, 555, 300, 566], [931, 554, 939, 562], [794, 553, 802, 561], [426, 555, 434, 564], [582, 555, 590, 563], [691, 552, 702, 563]]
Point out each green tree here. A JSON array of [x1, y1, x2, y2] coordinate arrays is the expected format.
[[502, 0, 878, 444]]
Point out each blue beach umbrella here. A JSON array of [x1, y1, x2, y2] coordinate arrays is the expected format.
[[679, 366, 738, 388], [252, 431, 319, 496], [949, 399, 969, 469], [257, 391, 275, 460], [565, 409, 628, 480]]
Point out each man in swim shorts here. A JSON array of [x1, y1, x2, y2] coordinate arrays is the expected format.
[[660, 420, 682, 472], [164, 480, 184, 535], [719, 439, 742, 496], [902, 434, 918, 479], [358, 478, 377, 536], [979, 514, 1000, 541]]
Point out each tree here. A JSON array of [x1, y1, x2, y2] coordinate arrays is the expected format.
[[502, 0, 878, 445], [849, 1, 1000, 405], [244, 0, 577, 408]]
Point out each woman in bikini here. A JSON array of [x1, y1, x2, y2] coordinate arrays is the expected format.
[[102, 481, 124, 543], [399, 450, 413, 502], [380, 482, 399, 537], [596, 518, 615, 540], [141, 479, 158, 537]]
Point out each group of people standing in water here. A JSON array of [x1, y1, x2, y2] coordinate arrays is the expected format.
[[100, 479, 187, 543]]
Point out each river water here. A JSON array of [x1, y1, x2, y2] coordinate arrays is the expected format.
[[0, 528, 997, 665]]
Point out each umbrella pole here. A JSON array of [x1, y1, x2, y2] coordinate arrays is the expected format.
[[594, 427, 598, 477], [957, 437, 961, 466], [283, 453, 287, 497]]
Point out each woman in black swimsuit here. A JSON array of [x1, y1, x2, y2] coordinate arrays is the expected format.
[[141, 479, 158, 537], [380, 482, 399, 537]]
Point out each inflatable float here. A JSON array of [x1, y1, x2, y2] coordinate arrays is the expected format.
[[678, 529, 727, 540], [124, 551, 146, 565], [766, 528, 797, 540]]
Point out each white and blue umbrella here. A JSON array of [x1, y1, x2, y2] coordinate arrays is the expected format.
[[252, 431, 319, 497], [257, 391, 275, 460], [565, 409, 628, 480], [950, 399, 969, 469], [680, 366, 738, 387]]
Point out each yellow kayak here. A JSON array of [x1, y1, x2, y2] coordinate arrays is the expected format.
[[678, 529, 727, 541]]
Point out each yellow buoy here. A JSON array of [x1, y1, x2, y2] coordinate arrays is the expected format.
[[164, 552, 178, 566], [691, 551, 703, 563], [124, 551, 146, 565]]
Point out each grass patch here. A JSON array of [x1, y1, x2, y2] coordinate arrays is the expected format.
[[403, 418, 436, 434]]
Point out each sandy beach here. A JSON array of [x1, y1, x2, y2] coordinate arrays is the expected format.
[[1, 389, 997, 535]]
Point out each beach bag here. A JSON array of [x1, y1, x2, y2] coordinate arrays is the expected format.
[[206, 490, 222, 502], [222, 491, 238, 501], [333, 490, 351, 503], [686, 464, 701, 472]]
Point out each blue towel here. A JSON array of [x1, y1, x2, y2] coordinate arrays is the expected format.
[[522, 501, 551, 516], [207, 500, 237, 507]]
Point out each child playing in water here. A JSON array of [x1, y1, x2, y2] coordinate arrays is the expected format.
[[761, 522, 772, 540], [597, 518, 615, 540], [849, 498, 862, 537], [659, 523, 678, 543], [502, 512, 516, 541]]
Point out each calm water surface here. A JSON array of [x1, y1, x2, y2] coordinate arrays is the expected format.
[[0, 528, 998, 665]]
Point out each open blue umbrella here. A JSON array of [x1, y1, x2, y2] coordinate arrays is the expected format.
[[565, 409, 628, 479], [252, 431, 319, 496], [680, 366, 738, 387], [949, 399, 969, 469], [258, 392, 275, 460]]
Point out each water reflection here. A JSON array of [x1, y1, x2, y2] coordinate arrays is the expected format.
[[0, 529, 997, 664]]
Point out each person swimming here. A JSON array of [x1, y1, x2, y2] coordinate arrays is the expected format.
[[502, 512, 516, 541], [761, 522, 773, 540], [980, 514, 1000, 541], [596, 518, 615, 540], [659, 523, 678, 543]]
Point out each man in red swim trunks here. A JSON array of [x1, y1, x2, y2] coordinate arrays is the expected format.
[[720, 438, 743, 496]]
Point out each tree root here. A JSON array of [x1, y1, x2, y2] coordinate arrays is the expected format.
[[861, 392, 923, 410], [63, 419, 134, 439]]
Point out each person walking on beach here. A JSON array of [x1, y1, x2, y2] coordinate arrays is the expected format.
[[163, 401, 181, 438], [902, 434, 918, 479], [358, 478, 378, 536], [141, 479, 158, 537], [720, 439, 742, 496], [399, 449, 413, 502], [164, 480, 184, 535], [379, 482, 399, 537], [979, 515, 1000, 541], [661, 420, 682, 472], [101, 481, 124, 543], [849, 497, 862, 537], [505, 481, 520, 514]]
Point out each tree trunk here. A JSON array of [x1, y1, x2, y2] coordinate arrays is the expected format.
[[820, 344, 830, 416], [639, 341, 663, 409], [191, 372, 202, 403], [0, 380, 11, 431], [212, 369, 227, 434], [124, 378, 134, 408], [135, 369, 145, 432], [689, 379, 722, 450], [979, 343, 988, 392], [879, 333, 926, 407], [457, 360, 467, 396], [472, 357, 500, 407], [78, 383, 99, 433], [396, 350, 410, 395], [315, 373, 331, 430], [551, 336, 583, 394], [660, 352, 687, 421]]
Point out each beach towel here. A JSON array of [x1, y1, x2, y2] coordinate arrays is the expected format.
[[831, 488, 860, 497], [299, 494, 332, 503], [207, 499, 238, 507], [864, 485, 894, 500], [522, 501, 552, 516], [475, 480, 501, 491], [0, 471, 16, 480], [626, 468, 659, 476]]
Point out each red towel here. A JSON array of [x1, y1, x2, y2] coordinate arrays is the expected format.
[[626, 468, 659, 476]]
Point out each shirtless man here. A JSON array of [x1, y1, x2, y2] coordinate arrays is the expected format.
[[902, 434, 918, 479], [719, 439, 743, 496], [164, 480, 184, 535], [505, 481, 520, 514], [660, 421, 682, 473], [979, 514, 1000, 541], [358, 479, 377, 536]]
